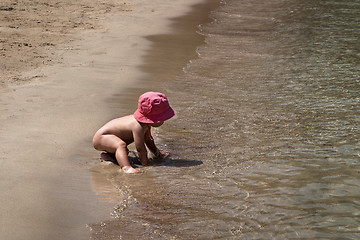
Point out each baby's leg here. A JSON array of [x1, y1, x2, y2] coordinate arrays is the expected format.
[[93, 134, 142, 173]]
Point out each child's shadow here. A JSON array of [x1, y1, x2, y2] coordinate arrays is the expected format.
[[100, 152, 202, 168], [154, 158, 203, 168]]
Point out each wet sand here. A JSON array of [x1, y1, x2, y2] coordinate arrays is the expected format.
[[0, 0, 209, 239]]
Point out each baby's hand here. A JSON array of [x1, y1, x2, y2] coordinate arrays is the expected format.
[[157, 149, 170, 159]]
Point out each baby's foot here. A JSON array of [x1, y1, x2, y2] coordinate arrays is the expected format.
[[100, 152, 118, 165], [121, 166, 143, 174]]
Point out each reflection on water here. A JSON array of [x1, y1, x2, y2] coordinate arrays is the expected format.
[[90, 163, 126, 204], [90, 0, 360, 239]]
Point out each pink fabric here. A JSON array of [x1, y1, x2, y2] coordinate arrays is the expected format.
[[133, 92, 175, 123]]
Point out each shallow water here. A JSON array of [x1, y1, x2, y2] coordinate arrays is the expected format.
[[90, 0, 360, 239]]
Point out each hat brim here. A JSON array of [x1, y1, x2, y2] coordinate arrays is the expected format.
[[134, 107, 175, 123]]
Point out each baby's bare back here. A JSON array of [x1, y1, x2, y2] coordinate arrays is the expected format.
[[97, 115, 143, 145]]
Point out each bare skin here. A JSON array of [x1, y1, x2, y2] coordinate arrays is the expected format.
[[92, 115, 167, 173]]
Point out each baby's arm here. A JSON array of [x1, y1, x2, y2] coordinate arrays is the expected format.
[[144, 133, 169, 159], [133, 125, 149, 166], [144, 133, 158, 157]]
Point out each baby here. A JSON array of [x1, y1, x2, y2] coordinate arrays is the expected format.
[[92, 92, 175, 173]]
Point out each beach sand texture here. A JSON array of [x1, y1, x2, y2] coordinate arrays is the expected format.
[[0, 0, 208, 239], [0, 0, 129, 85]]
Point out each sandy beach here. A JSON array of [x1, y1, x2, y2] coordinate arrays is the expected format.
[[0, 0, 209, 239], [0, 0, 130, 86]]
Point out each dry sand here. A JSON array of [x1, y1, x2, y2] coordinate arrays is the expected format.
[[0, 0, 128, 86], [0, 0, 207, 239]]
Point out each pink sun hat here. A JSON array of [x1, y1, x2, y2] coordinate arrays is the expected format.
[[133, 92, 175, 123]]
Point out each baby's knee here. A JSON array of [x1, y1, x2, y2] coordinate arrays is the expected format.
[[92, 137, 99, 149], [115, 141, 127, 151], [92, 133, 109, 150], [92, 134, 102, 150]]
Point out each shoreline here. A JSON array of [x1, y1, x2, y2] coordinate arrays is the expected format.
[[87, 0, 221, 237], [0, 0, 212, 239]]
